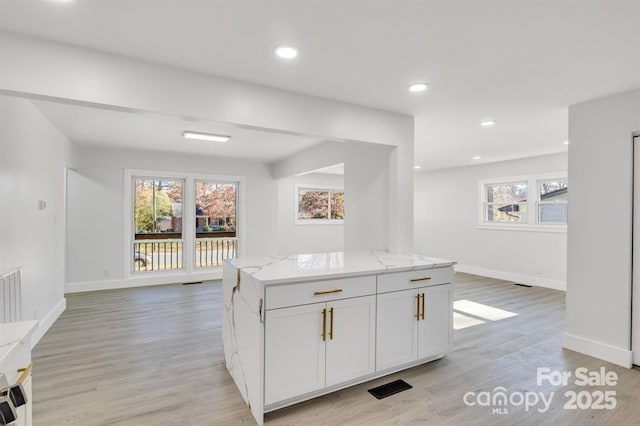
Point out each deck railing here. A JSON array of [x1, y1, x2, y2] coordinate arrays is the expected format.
[[133, 238, 238, 272], [195, 238, 238, 268]]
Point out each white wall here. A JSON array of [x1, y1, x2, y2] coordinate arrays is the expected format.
[[0, 32, 415, 252], [565, 89, 640, 367], [0, 95, 77, 345], [274, 141, 393, 251], [414, 152, 568, 290], [277, 173, 344, 256], [66, 146, 277, 292]]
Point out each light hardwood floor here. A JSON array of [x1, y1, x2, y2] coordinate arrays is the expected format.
[[33, 274, 640, 425]]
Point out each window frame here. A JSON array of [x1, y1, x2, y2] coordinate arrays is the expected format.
[[124, 169, 244, 281], [536, 177, 568, 226], [294, 184, 345, 225], [478, 172, 567, 233]]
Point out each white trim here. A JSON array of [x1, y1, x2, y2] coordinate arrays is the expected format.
[[454, 264, 566, 291], [563, 332, 633, 368], [65, 270, 222, 294], [31, 298, 66, 348], [294, 184, 345, 225], [477, 224, 567, 234]]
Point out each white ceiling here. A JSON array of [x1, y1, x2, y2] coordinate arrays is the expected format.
[[31, 100, 323, 162], [305, 164, 345, 176], [2, 0, 639, 169]]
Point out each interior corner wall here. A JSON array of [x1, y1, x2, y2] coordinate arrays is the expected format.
[[277, 173, 344, 256], [343, 143, 393, 252], [0, 32, 415, 254], [66, 146, 278, 291], [414, 152, 568, 290], [564, 88, 640, 368], [0, 95, 77, 345]]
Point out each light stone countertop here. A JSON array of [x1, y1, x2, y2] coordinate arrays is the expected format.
[[0, 320, 38, 366], [225, 250, 456, 285]]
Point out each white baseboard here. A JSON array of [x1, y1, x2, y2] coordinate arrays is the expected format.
[[31, 298, 66, 348], [563, 332, 633, 368], [65, 270, 222, 293], [454, 264, 566, 291]]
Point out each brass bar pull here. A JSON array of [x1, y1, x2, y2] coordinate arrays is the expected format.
[[415, 294, 420, 320], [420, 293, 425, 320], [321, 308, 327, 341], [410, 277, 432, 282], [314, 288, 343, 296], [16, 363, 33, 385], [329, 307, 334, 340]]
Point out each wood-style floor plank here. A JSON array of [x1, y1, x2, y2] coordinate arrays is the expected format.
[[32, 273, 640, 425]]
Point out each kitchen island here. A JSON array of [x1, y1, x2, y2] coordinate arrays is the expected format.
[[222, 251, 456, 425]]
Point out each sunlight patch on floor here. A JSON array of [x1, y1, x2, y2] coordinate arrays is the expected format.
[[453, 299, 518, 329], [453, 312, 485, 330]]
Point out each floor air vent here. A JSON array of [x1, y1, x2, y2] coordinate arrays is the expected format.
[[368, 379, 412, 400]]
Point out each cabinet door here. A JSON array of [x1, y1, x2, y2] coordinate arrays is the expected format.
[[417, 284, 453, 360], [376, 289, 419, 371], [325, 296, 376, 387], [265, 303, 326, 405], [15, 374, 32, 426]]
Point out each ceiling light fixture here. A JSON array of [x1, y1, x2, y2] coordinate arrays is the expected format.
[[563, 140, 570, 145], [472, 155, 482, 160], [413, 165, 422, 170], [183, 131, 231, 143], [408, 82, 429, 93], [480, 120, 496, 127], [274, 45, 299, 59]]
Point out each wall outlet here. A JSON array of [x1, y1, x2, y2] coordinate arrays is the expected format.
[[102, 268, 110, 278], [535, 266, 542, 275]]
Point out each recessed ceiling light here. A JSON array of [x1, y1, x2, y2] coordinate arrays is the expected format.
[[183, 131, 230, 143], [274, 45, 298, 59], [563, 140, 570, 145], [472, 155, 482, 160], [413, 165, 422, 170], [480, 120, 496, 127], [408, 82, 429, 93]]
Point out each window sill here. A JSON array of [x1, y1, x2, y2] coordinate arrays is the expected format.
[[295, 219, 344, 226], [477, 223, 567, 234]]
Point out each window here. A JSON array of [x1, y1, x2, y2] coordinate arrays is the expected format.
[[195, 181, 238, 268], [126, 170, 241, 276], [483, 181, 528, 223], [296, 186, 344, 223], [479, 173, 567, 231], [537, 179, 568, 224], [133, 178, 184, 272]]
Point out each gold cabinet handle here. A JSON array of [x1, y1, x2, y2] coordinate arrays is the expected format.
[[410, 277, 432, 282], [314, 288, 343, 296], [16, 363, 33, 385], [321, 308, 327, 341], [420, 293, 425, 320], [329, 307, 334, 340], [415, 294, 420, 320]]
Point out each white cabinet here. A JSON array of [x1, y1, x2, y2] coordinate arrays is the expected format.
[[325, 296, 376, 387], [15, 374, 32, 426], [377, 284, 453, 372], [376, 290, 418, 371], [265, 295, 376, 405], [223, 256, 455, 425], [265, 303, 326, 405], [418, 284, 453, 360], [0, 321, 37, 426]]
